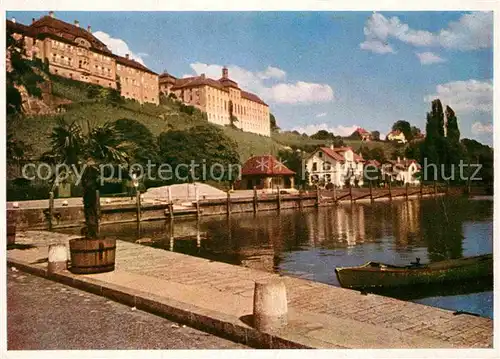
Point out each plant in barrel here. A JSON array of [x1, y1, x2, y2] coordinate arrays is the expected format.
[[48, 119, 133, 273]]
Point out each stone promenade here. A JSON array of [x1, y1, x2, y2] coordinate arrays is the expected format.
[[6, 231, 493, 349]]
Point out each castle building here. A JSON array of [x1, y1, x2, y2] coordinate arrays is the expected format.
[[160, 68, 271, 137], [6, 12, 159, 105]]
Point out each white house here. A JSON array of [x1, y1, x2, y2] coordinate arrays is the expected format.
[[381, 158, 421, 185], [305, 146, 365, 188], [386, 130, 407, 144]]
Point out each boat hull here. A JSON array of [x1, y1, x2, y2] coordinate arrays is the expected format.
[[335, 254, 493, 289]]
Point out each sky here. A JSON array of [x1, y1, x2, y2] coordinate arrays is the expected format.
[[7, 11, 494, 145]]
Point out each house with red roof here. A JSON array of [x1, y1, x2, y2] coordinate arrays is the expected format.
[[305, 145, 365, 188], [238, 155, 295, 190], [355, 127, 373, 142], [386, 130, 407, 144], [381, 157, 421, 185]]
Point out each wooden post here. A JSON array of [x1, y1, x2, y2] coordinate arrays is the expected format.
[[277, 186, 281, 211], [96, 189, 101, 235], [167, 186, 174, 220], [349, 184, 353, 204], [420, 181, 424, 198], [226, 190, 231, 216], [136, 189, 141, 222], [253, 186, 258, 213], [434, 180, 438, 196], [195, 185, 200, 219], [298, 189, 303, 210], [332, 185, 337, 202], [405, 182, 409, 201], [446, 181, 450, 195], [388, 180, 393, 201], [48, 191, 54, 230], [315, 185, 320, 207], [369, 181, 374, 203]]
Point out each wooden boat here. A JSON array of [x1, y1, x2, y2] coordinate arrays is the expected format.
[[335, 254, 493, 289]]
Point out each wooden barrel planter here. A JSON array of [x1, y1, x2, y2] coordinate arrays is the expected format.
[[69, 238, 116, 274], [7, 210, 17, 246]]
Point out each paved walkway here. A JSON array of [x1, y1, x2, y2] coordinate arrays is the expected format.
[[7, 231, 493, 349], [7, 269, 246, 349]]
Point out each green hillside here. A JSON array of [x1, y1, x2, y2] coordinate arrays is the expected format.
[[8, 74, 394, 162]]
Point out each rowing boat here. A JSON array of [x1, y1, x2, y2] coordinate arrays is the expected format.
[[335, 254, 493, 289]]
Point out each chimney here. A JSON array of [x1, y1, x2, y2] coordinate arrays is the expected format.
[[222, 67, 229, 79], [125, 54, 129, 59], [49, 11, 55, 18], [74, 20, 80, 27], [11, 17, 16, 23], [87, 25, 92, 33], [32, 18, 36, 24]]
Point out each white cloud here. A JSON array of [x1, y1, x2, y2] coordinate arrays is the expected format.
[[93, 31, 146, 65], [471, 122, 493, 134], [316, 112, 327, 118], [424, 79, 492, 113], [359, 40, 395, 54], [187, 62, 334, 105], [291, 123, 359, 137], [258, 66, 286, 80], [360, 12, 492, 54], [416, 52, 446, 65]]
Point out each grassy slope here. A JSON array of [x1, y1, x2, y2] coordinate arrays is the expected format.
[[10, 75, 396, 161]]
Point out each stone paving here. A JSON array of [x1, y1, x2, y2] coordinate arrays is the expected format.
[[7, 231, 493, 349]]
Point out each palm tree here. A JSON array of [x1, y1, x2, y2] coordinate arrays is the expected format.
[[49, 119, 133, 238]]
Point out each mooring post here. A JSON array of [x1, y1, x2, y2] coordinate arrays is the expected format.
[[277, 186, 281, 211], [167, 186, 174, 220], [315, 185, 320, 207], [369, 181, 374, 203], [226, 190, 231, 216], [405, 182, 409, 200], [388, 180, 393, 201], [136, 189, 141, 222], [350, 184, 353, 204], [434, 180, 438, 196], [253, 186, 258, 213], [332, 184, 337, 202], [195, 185, 200, 219], [420, 181, 424, 198], [48, 191, 54, 230], [298, 189, 303, 210], [446, 181, 450, 195]]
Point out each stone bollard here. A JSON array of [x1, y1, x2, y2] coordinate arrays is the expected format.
[[48, 244, 68, 273], [253, 279, 288, 332]]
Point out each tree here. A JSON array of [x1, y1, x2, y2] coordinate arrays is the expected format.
[[48, 120, 133, 238], [113, 118, 158, 165], [270, 113, 280, 132], [445, 106, 460, 143], [278, 149, 304, 188], [6, 28, 45, 115], [391, 120, 413, 142], [158, 125, 240, 183], [228, 100, 238, 128], [371, 131, 380, 141], [311, 130, 333, 140], [410, 126, 422, 140]]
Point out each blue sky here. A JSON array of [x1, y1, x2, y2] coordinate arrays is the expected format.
[[8, 11, 493, 145]]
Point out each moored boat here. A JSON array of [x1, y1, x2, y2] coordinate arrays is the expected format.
[[335, 254, 493, 289]]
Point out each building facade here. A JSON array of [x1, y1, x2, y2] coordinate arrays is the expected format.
[[305, 146, 365, 188], [238, 155, 295, 190], [7, 13, 158, 105], [386, 130, 407, 144], [160, 68, 271, 137], [381, 158, 421, 185]]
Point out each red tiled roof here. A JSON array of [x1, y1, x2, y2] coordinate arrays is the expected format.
[[170, 75, 268, 106], [365, 159, 381, 167], [6, 20, 30, 34], [29, 16, 111, 54], [115, 55, 158, 75], [317, 147, 365, 163], [242, 155, 295, 176], [356, 127, 370, 134], [241, 90, 268, 106]]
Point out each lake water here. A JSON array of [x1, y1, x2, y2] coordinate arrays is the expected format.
[[69, 196, 494, 318]]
